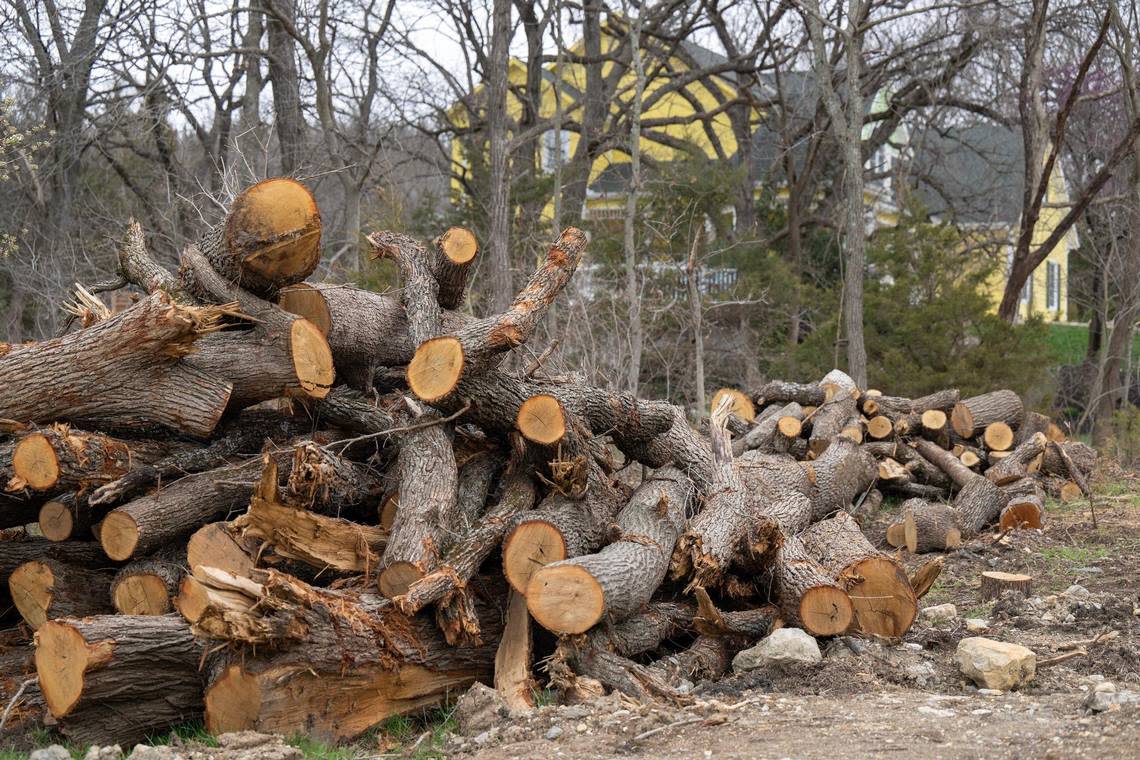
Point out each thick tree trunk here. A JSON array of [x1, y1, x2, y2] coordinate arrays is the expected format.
[[985, 432, 1047, 485], [808, 436, 876, 521], [0, 293, 233, 437], [768, 534, 853, 636], [800, 511, 917, 638], [10, 559, 115, 628], [191, 569, 502, 742], [950, 390, 1025, 438], [35, 614, 206, 746], [526, 467, 693, 634]]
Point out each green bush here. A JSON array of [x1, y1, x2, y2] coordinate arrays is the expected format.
[[785, 209, 1054, 402]]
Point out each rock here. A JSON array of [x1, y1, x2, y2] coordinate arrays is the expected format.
[[977, 688, 1004, 696], [126, 747, 176, 760], [902, 659, 938, 687], [30, 746, 72, 760], [575, 722, 587, 733], [455, 682, 511, 735], [213, 732, 303, 760], [920, 603, 958, 624], [733, 628, 821, 671], [1075, 566, 1102, 574], [472, 729, 497, 747], [901, 642, 924, 652], [558, 705, 590, 720], [1064, 584, 1090, 598], [917, 705, 956, 718], [83, 747, 123, 760], [545, 726, 564, 741], [965, 618, 989, 633], [1084, 681, 1140, 713], [955, 637, 1036, 690]]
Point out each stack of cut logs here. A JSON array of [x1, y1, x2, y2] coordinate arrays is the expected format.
[[0, 178, 1095, 747]]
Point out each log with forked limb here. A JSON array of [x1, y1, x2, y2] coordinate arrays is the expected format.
[[188, 568, 503, 742], [807, 370, 860, 455], [800, 511, 918, 638], [673, 399, 780, 590], [985, 432, 1047, 485], [403, 228, 588, 402], [0, 293, 234, 438], [34, 614, 207, 747], [10, 558, 116, 629], [751, 379, 827, 408], [867, 388, 960, 420], [525, 466, 694, 635]]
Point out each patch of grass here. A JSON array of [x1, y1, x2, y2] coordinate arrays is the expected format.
[[1039, 546, 1110, 565], [533, 687, 557, 707], [1047, 323, 1140, 366], [369, 706, 457, 760], [148, 721, 218, 748], [962, 602, 994, 619], [285, 735, 359, 760]]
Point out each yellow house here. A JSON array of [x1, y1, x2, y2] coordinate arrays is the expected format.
[[907, 123, 1072, 321], [446, 34, 750, 219], [450, 41, 1071, 320]]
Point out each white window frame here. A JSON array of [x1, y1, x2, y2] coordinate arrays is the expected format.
[[1046, 261, 1061, 311], [542, 129, 573, 174]]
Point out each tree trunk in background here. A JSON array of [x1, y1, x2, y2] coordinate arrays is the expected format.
[[265, 0, 305, 175], [560, 0, 605, 223], [687, 234, 705, 419], [237, 2, 266, 162], [485, 0, 513, 312], [623, 4, 644, 394]]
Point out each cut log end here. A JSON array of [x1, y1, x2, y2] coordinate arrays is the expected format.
[[437, 227, 479, 265], [277, 284, 332, 336], [999, 502, 1043, 531], [10, 561, 54, 628], [844, 558, 918, 638], [799, 587, 854, 637], [778, 416, 803, 438], [711, 388, 755, 422], [100, 511, 140, 561], [502, 520, 567, 594], [378, 561, 425, 599], [979, 571, 1033, 601], [12, 433, 59, 490], [921, 409, 947, 432], [174, 575, 209, 623], [984, 422, 1014, 452], [289, 318, 334, 398], [34, 620, 97, 717], [886, 521, 907, 548], [866, 416, 893, 439], [380, 493, 399, 530], [226, 177, 321, 286], [525, 564, 604, 635], [204, 664, 261, 735], [960, 451, 981, 468], [950, 402, 975, 438], [112, 574, 172, 615], [407, 337, 464, 402], [39, 500, 75, 542], [517, 395, 567, 445]]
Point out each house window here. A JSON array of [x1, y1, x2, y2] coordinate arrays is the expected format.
[[1021, 273, 1032, 305], [1046, 261, 1061, 311], [542, 130, 572, 173]]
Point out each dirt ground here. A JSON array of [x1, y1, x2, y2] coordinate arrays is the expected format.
[[2, 474, 1137, 759]]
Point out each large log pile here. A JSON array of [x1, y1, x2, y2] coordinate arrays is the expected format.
[[0, 178, 1096, 747]]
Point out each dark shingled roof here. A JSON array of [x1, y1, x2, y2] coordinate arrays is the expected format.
[[907, 123, 1025, 225]]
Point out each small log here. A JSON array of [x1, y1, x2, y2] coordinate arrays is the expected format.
[[494, 590, 535, 711], [900, 499, 961, 553], [38, 495, 103, 542], [872, 389, 960, 420], [807, 369, 859, 455], [950, 389, 1024, 438], [517, 394, 567, 444], [89, 409, 311, 507], [10, 559, 115, 629], [192, 177, 321, 299], [912, 438, 976, 490], [768, 534, 854, 636], [9, 425, 179, 494], [732, 402, 803, 456], [100, 450, 289, 561], [985, 432, 1047, 486], [1016, 411, 1053, 445], [35, 615, 205, 746], [979, 571, 1033, 601], [110, 550, 185, 615], [983, 422, 1015, 451], [402, 228, 587, 402], [711, 388, 755, 421], [808, 436, 877, 521], [0, 293, 233, 437], [998, 478, 1046, 530], [433, 227, 480, 308], [692, 588, 780, 639], [751, 379, 826, 407], [959, 449, 984, 469], [800, 511, 918, 638], [1058, 480, 1084, 501], [526, 466, 694, 634], [652, 635, 736, 684]]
